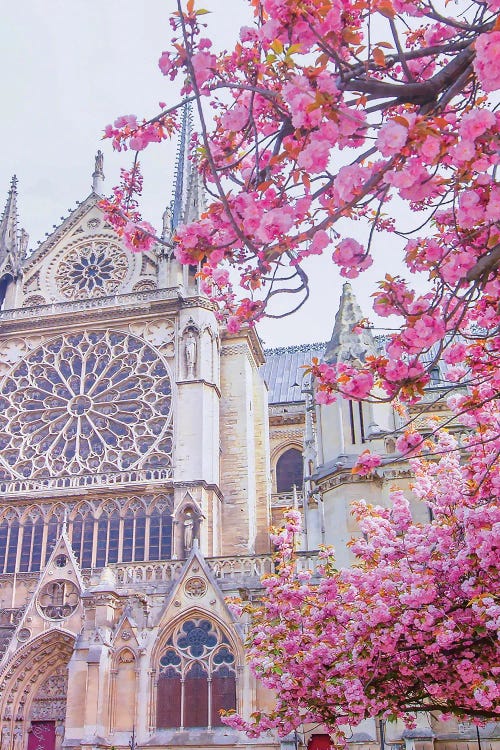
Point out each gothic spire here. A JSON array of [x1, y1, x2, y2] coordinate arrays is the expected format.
[[323, 282, 377, 364], [0, 176, 19, 259], [171, 101, 193, 230], [0, 176, 28, 274]]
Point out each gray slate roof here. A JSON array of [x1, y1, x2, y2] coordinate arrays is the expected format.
[[261, 342, 326, 404]]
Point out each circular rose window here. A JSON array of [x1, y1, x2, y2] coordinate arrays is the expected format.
[[0, 330, 173, 480], [37, 580, 80, 620], [56, 241, 129, 300]]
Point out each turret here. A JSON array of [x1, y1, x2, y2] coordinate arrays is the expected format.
[[0, 176, 28, 308]]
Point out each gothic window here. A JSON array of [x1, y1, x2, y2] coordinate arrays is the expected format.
[[96, 503, 120, 567], [276, 448, 303, 493], [122, 502, 146, 563], [149, 503, 172, 561], [37, 580, 79, 620], [44, 508, 64, 565], [71, 505, 95, 569], [157, 619, 236, 729], [55, 241, 129, 300], [19, 511, 44, 572], [4, 513, 20, 572], [0, 331, 173, 482]]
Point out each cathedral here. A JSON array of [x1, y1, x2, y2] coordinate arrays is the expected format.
[[0, 132, 497, 750]]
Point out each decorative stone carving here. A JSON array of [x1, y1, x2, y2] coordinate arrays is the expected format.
[[16, 629, 31, 643], [128, 320, 175, 356], [30, 670, 68, 721], [0, 330, 173, 480], [184, 577, 207, 598], [37, 580, 79, 621], [120, 630, 132, 641], [55, 241, 128, 300], [118, 648, 135, 664], [184, 330, 197, 378]]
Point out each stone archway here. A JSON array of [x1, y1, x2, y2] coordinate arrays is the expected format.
[[0, 632, 74, 750]]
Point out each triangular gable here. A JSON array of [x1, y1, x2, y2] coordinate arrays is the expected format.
[[154, 542, 244, 643], [2, 532, 85, 665], [20, 193, 158, 306]]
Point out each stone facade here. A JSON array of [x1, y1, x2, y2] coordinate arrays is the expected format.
[[0, 156, 497, 750]]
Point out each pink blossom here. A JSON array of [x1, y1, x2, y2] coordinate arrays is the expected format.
[[191, 51, 217, 87], [474, 32, 500, 92], [376, 121, 408, 157]]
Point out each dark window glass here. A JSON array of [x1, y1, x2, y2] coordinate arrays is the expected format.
[[149, 509, 161, 561], [108, 513, 120, 564], [96, 516, 108, 568], [160, 510, 172, 559], [31, 518, 44, 571], [19, 520, 34, 572], [45, 515, 61, 564], [71, 516, 83, 561], [211, 666, 236, 726], [0, 523, 8, 572], [184, 662, 208, 727], [81, 516, 94, 568], [156, 668, 181, 728], [276, 448, 303, 493], [135, 510, 146, 561], [6, 520, 19, 572], [122, 513, 134, 563]]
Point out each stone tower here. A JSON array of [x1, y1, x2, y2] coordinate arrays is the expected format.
[[0, 131, 273, 750]]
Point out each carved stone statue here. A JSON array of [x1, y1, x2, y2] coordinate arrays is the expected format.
[[183, 511, 194, 555], [1, 725, 11, 750], [95, 150, 104, 174], [184, 331, 197, 378]]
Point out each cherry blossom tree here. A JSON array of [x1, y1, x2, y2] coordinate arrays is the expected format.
[[101, 2, 500, 735], [101, 0, 499, 461], [224, 430, 500, 742]]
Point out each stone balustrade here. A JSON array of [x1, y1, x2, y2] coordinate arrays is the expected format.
[[0, 467, 171, 496], [0, 286, 180, 322], [111, 550, 320, 587], [271, 491, 303, 507]]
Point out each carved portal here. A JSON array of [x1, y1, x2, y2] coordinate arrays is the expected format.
[[29, 669, 67, 722]]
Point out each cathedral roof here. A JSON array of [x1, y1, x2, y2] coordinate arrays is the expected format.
[[262, 342, 326, 404]]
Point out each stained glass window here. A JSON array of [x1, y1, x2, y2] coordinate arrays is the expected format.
[[0, 330, 173, 481], [157, 619, 236, 729]]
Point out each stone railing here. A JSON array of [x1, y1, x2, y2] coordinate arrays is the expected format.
[[0, 467, 172, 496], [271, 491, 303, 507], [111, 550, 320, 587], [0, 287, 180, 322]]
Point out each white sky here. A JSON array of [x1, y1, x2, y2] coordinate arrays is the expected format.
[[0, 0, 425, 348]]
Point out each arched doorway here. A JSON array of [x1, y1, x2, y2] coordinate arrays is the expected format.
[[0, 632, 74, 750]]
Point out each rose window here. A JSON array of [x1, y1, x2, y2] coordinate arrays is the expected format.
[[0, 330, 173, 480], [56, 241, 129, 299], [37, 580, 80, 620]]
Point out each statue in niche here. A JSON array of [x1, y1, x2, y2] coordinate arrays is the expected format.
[[0, 726, 10, 750], [183, 511, 194, 555], [12, 727, 22, 750], [184, 330, 197, 379]]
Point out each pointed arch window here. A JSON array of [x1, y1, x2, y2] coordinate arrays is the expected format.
[[4, 514, 20, 573], [96, 504, 120, 567], [71, 506, 95, 569], [122, 503, 146, 563], [19, 511, 44, 572], [157, 619, 236, 729], [276, 447, 303, 493], [45, 509, 64, 565], [149, 503, 172, 561]]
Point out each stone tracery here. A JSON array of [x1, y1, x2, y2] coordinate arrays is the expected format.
[[55, 241, 128, 300], [0, 331, 173, 481]]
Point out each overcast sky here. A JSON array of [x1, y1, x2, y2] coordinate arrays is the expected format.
[[0, 1, 421, 348]]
